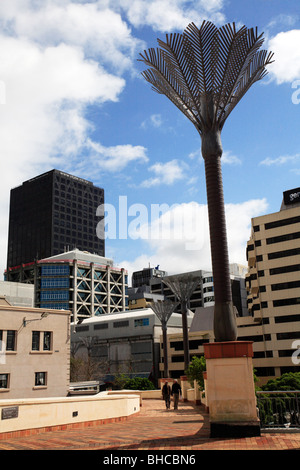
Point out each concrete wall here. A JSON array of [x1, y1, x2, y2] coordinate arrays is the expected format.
[[0, 393, 140, 436]]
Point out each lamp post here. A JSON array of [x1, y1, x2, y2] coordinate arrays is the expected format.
[[162, 275, 199, 370], [139, 21, 273, 342], [150, 299, 178, 378]]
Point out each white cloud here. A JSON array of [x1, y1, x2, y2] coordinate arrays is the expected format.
[[141, 159, 186, 187], [260, 153, 300, 166], [0, 1, 145, 278], [85, 140, 149, 172], [222, 151, 242, 165], [119, 198, 269, 282], [141, 113, 163, 129], [115, 0, 225, 32], [268, 30, 300, 84], [0, 0, 143, 73]]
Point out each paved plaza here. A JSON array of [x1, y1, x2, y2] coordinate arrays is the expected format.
[[0, 399, 299, 451]]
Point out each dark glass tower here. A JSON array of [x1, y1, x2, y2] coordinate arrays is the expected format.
[[6, 169, 104, 275]]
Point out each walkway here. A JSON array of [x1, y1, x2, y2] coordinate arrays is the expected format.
[[0, 399, 300, 450]]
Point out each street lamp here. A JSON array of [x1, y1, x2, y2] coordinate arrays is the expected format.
[[139, 21, 274, 342]]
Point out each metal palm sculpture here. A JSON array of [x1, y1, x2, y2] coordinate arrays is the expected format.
[[150, 299, 178, 377], [139, 21, 274, 342], [163, 275, 199, 370]]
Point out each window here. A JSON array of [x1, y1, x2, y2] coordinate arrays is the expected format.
[[43, 332, 52, 351], [268, 247, 300, 260], [134, 318, 150, 327], [271, 280, 300, 291], [0, 374, 9, 389], [113, 320, 129, 328], [31, 331, 52, 351], [35, 372, 47, 387], [6, 331, 16, 351], [270, 264, 300, 276], [32, 331, 40, 351], [265, 215, 300, 230], [273, 298, 300, 307]]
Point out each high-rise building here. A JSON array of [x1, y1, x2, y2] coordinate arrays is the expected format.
[[4, 249, 128, 322], [6, 169, 104, 279], [149, 266, 248, 316]]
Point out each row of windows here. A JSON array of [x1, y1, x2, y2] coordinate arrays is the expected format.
[[0, 330, 53, 352], [0, 372, 47, 390], [239, 331, 300, 342], [75, 318, 150, 333]]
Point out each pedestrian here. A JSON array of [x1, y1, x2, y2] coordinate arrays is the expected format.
[[162, 381, 171, 410], [171, 379, 182, 410]]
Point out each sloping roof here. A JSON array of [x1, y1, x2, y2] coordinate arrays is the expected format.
[[189, 306, 214, 333]]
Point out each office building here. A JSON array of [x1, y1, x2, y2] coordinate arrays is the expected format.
[[128, 285, 164, 310], [132, 266, 167, 288], [242, 187, 300, 382], [149, 265, 248, 316], [6, 169, 104, 278], [4, 249, 128, 323]]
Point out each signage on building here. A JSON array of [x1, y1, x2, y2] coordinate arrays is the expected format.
[[1, 406, 19, 420], [283, 187, 300, 205]]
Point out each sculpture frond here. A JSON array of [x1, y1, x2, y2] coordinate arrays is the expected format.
[[138, 20, 274, 134]]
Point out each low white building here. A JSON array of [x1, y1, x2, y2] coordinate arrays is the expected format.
[[71, 307, 193, 386]]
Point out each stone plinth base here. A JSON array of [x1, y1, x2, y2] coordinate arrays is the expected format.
[[204, 341, 260, 438], [210, 420, 261, 438]]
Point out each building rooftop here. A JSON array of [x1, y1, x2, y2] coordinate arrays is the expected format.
[[41, 248, 114, 267]]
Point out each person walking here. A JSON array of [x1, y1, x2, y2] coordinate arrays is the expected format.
[[171, 379, 182, 410], [162, 381, 171, 410]]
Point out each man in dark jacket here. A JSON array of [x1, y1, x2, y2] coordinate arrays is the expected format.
[[171, 379, 182, 410], [162, 382, 171, 409]]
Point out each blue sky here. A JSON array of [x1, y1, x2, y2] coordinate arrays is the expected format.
[[0, 0, 300, 282]]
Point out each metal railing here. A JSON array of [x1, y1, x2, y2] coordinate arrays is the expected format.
[[256, 391, 300, 430]]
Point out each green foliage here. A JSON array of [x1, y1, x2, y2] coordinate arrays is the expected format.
[[185, 355, 206, 390], [113, 373, 130, 390], [261, 372, 300, 391], [123, 377, 155, 390]]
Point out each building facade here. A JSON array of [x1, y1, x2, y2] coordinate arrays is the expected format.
[[4, 250, 128, 323], [242, 187, 300, 383], [6, 169, 104, 277], [0, 301, 70, 399], [149, 265, 248, 316], [71, 308, 189, 386], [132, 266, 167, 288]]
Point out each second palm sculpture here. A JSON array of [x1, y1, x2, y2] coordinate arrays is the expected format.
[[139, 21, 274, 343]]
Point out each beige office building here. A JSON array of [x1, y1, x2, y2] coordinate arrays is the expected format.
[[0, 299, 70, 399], [159, 188, 300, 385], [241, 187, 300, 383]]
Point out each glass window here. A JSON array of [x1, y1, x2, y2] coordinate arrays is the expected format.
[[35, 372, 47, 386], [6, 331, 16, 351], [0, 374, 9, 389], [32, 331, 40, 351], [43, 332, 52, 351]]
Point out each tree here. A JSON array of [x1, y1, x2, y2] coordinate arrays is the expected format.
[[185, 355, 206, 390], [262, 372, 300, 391]]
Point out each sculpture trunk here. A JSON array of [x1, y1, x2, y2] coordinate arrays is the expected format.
[[202, 130, 237, 342], [162, 323, 169, 377], [181, 300, 189, 370]]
